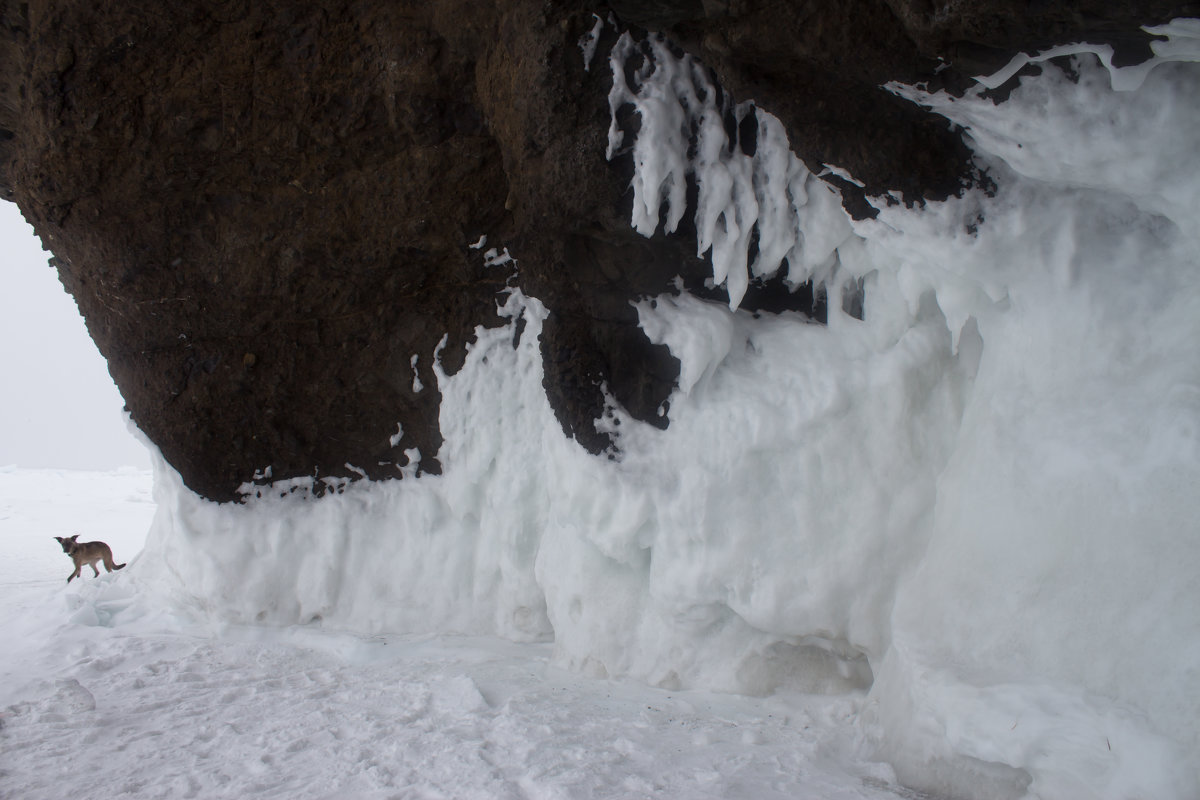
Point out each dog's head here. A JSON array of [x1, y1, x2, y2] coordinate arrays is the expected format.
[[54, 535, 79, 553]]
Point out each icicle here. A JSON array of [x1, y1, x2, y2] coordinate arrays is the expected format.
[[604, 31, 859, 309]]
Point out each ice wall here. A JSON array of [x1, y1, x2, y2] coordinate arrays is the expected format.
[[135, 23, 1200, 800], [863, 41, 1200, 799]]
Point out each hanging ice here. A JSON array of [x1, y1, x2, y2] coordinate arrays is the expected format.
[[605, 32, 855, 308]]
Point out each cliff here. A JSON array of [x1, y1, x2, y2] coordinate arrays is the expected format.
[[0, 0, 1191, 500]]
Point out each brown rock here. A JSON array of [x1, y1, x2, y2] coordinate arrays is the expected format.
[[0, 0, 1191, 500]]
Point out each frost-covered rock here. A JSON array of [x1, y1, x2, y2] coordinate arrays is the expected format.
[[5, 5, 1200, 798], [1, 0, 1183, 499]]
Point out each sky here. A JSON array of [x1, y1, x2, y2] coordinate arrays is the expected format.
[[0, 201, 151, 470]]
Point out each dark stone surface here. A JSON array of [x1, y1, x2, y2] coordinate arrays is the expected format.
[[0, 0, 1192, 500]]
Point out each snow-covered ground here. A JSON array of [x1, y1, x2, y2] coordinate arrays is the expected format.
[[0, 468, 911, 800]]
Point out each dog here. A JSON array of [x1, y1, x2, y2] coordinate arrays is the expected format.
[[54, 535, 126, 583]]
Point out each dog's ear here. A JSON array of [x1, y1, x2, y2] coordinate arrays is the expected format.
[[69, 534, 79, 541], [54, 536, 64, 544]]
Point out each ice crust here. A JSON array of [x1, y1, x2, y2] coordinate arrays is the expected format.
[[135, 26, 1200, 800]]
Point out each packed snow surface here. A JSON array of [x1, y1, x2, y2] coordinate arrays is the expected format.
[[7, 21, 1200, 800]]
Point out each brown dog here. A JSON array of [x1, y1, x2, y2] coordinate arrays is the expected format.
[[54, 535, 126, 583]]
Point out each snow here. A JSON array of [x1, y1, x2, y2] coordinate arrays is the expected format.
[[971, 18, 1200, 92], [578, 13, 604, 73], [410, 354, 423, 393], [482, 246, 514, 269], [4, 20, 1200, 800], [2, 469, 911, 799]]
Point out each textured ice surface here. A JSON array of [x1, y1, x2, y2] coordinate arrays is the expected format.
[[0, 470, 915, 800]]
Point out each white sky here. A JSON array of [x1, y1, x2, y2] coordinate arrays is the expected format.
[[0, 201, 151, 469]]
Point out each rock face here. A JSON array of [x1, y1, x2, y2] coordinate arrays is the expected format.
[[0, 0, 1192, 501]]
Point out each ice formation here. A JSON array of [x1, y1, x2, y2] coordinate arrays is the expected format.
[[605, 33, 852, 309], [577, 13, 605, 73], [132, 22, 1200, 800]]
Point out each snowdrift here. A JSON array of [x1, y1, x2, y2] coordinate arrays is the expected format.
[[134, 22, 1200, 800]]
